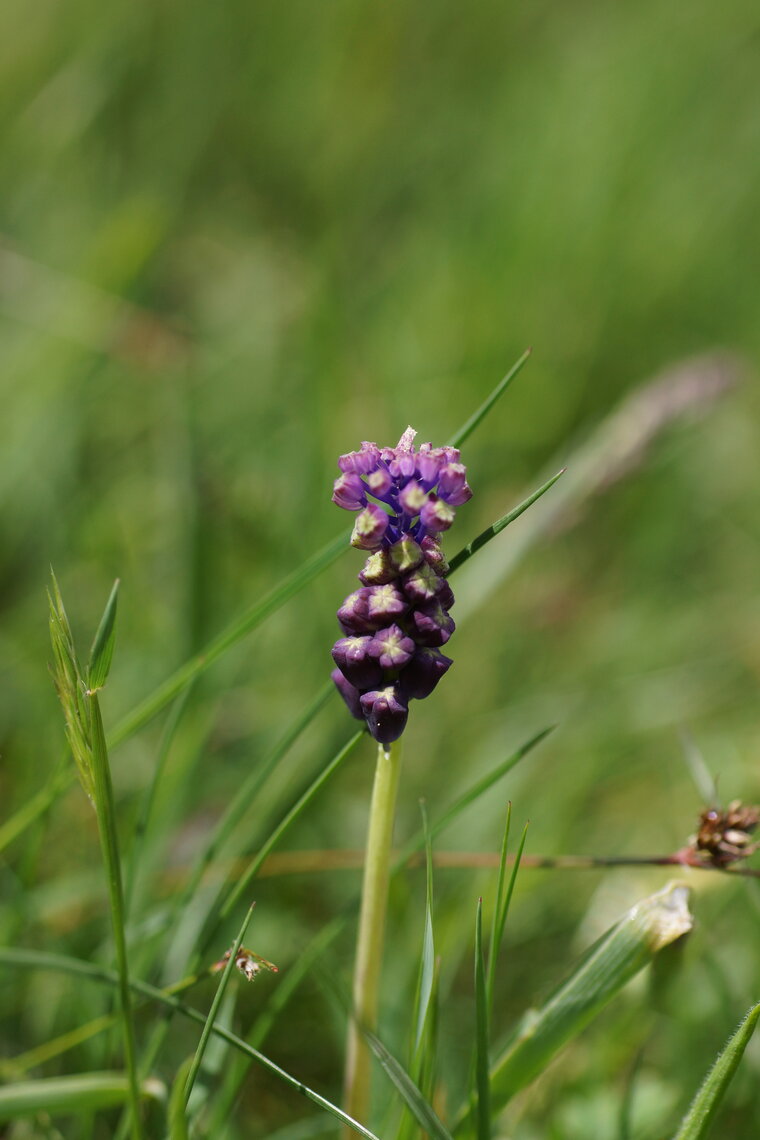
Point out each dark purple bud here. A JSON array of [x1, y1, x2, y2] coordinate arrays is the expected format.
[[331, 668, 364, 720], [360, 685, 409, 744], [411, 599, 456, 646], [332, 636, 384, 689], [366, 467, 392, 498], [402, 561, 444, 603], [368, 624, 415, 669], [332, 473, 367, 511], [436, 580, 455, 610], [351, 504, 390, 550], [388, 536, 423, 574], [420, 494, 455, 534], [401, 647, 453, 699], [359, 549, 398, 586], [366, 583, 408, 623], [337, 587, 377, 633], [437, 463, 472, 506], [398, 480, 428, 515], [421, 536, 450, 575]]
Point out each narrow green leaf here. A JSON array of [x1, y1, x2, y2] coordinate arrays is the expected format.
[[87, 578, 119, 692], [169, 1058, 193, 1140], [218, 729, 365, 922], [0, 1072, 163, 1120], [396, 725, 554, 868], [672, 1002, 760, 1140], [362, 1027, 454, 1140], [487, 816, 529, 1012], [447, 349, 532, 449], [472, 883, 694, 1122], [447, 469, 565, 576], [413, 801, 436, 1056], [184, 901, 256, 1105], [88, 689, 144, 1140], [0, 948, 381, 1140], [108, 529, 349, 746], [473, 898, 491, 1140], [0, 761, 71, 856], [486, 804, 512, 1012]]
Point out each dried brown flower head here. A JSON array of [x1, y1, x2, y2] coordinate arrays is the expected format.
[[692, 801, 760, 868]]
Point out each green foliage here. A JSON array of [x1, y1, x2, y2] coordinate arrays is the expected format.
[[3, 3, 760, 1135], [672, 1003, 760, 1140]]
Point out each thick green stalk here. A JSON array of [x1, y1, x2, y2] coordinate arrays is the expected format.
[[343, 740, 402, 1133], [88, 691, 143, 1140]]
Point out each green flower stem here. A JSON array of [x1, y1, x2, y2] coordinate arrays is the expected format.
[[88, 691, 143, 1140], [343, 740, 402, 1132]]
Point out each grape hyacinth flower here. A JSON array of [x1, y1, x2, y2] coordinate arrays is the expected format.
[[331, 427, 471, 744]]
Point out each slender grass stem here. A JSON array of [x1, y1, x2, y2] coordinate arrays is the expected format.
[[343, 740, 402, 1133], [87, 691, 143, 1140]]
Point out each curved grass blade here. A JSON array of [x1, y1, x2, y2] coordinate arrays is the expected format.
[[447, 469, 565, 576], [184, 901, 255, 1105], [108, 528, 349, 747], [48, 575, 143, 1140], [217, 729, 365, 923], [457, 883, 694, 1127], [0, 1072, 164, 1121], [0, 948, 381, 1140], [447, 349, 532, 449], [179, 683, 335, 929], [362, 1026, 454, 1140], [413, 801, 436, 1057], [672, 1002, 760, 1140], [169, 1058, 193, 1140], [396, 725, 554, 869], [487, 814, 529, 1013], [473, 898, 491, 1140], [0, 759, 71, 856], [88, 578, 119, 692]]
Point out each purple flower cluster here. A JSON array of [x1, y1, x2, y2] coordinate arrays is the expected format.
[[330, 427, 471, 745]]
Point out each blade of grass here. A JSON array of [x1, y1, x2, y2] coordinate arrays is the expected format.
[[48, 576, 143, 1140], [473, 898, 491, 1140], [487, 816, 529, 1013], [108, 528, 350, 747], [0, 1073, 164, 1121], [0, 759, 71, 856], [178, 682, 335, 931], [413, 801, 436, 1058], [362, 1026, 454, 1140], [88, 579, 119, 692], [456, 883, 694, 1128], [123, 684, 195, 921], [169, 1058, 193, 1140], [396, 726, 554, 868], [204, 917, 347, 1135], [672, 1003, 760, 1140], [447, 348, 532, 448], [217, 729, 365, 924], [486, 804, 512, 1012], [447, 469, 565, 576], [184, 901, 256, 1105], [88, 690, 144, 1140], [0, 948, 381, 1140]]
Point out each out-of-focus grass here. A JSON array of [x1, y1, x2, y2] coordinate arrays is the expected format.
[[1, 0, 760, 1135]]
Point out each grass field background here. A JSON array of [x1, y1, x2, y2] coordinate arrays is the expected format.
[[1, 2, 760, 1136]]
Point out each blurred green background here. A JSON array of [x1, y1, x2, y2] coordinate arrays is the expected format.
[[2, 0, 760, 1135]]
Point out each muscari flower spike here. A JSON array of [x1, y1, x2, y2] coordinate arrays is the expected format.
[[330, 427, 471, 745]]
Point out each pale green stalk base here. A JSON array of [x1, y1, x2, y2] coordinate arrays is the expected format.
[[343, 740, 402, 1134]]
